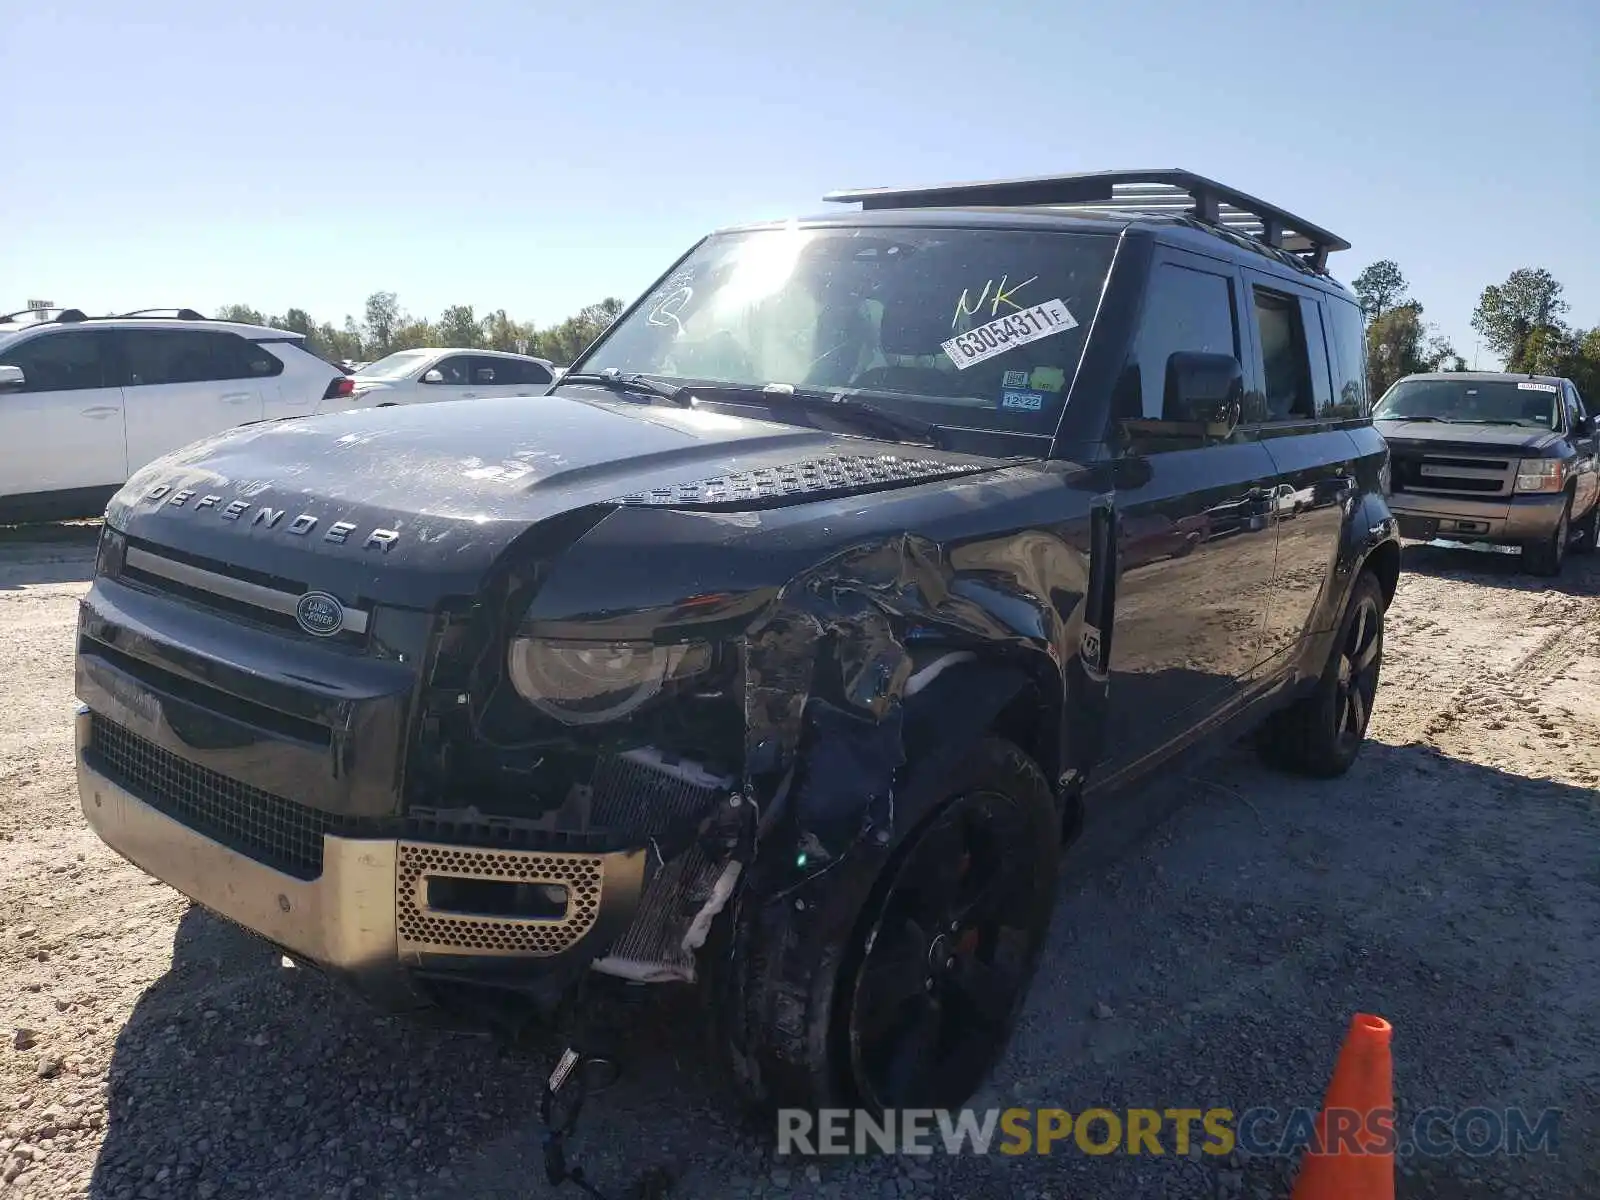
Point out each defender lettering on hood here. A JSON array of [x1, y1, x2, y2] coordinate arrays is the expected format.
[[142, 483, 400, 552]]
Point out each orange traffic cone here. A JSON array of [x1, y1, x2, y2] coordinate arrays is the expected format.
[[1291, 1012, 1396, 1200]]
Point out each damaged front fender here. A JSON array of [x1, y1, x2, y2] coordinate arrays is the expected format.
[[517, 455, 1106, 895]]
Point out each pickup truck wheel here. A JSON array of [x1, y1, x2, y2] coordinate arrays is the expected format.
[[1570, 495, 1598, 556], [709, 737, 1059, 1115], [1256, 570, 1384, 779], [1521, 497, 1570, 576]]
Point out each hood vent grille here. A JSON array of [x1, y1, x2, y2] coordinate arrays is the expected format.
[[614, 452, 996, 509]]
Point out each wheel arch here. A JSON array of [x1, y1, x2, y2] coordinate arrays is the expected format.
[[1360, 536, 1401, 609], [900, 652, 1073, 839]]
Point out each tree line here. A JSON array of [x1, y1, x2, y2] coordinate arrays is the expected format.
[[222, 267, 1599, 399], [214, 293, 627, 366], [1353, 261, 1600, 400]]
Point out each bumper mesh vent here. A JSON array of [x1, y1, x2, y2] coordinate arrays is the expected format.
[[396, 843, 604, 957], [86, 715, 332, 880]]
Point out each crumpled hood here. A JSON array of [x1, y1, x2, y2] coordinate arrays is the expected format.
[[1376, 419, 1565, 455], [107, 387, 1006, 608]]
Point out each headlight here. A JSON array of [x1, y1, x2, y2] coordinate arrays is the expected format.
[[1514, 459, 1565, 494], [507, 638, 712, 725]]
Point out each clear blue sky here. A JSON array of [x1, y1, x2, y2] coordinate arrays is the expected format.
[[2, 0, 1595, 367]]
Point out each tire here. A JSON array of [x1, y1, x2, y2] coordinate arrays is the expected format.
[[1571, 493, 1598, 556], [1521, 496, 1571, 577], [708, 737, 1061, 1115], [1256, 569, 1385, 779]]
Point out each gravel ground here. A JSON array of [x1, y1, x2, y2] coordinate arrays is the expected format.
[[1, 526, 1597, 1199]]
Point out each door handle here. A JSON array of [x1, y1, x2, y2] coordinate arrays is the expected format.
[[80, 406, 119, 419], [461, 392, 478, 399], [220, 392, 253, 404]]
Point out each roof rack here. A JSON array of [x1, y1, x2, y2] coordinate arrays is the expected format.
[[118, 308, 207, 320], [822, 169, 1350, 272], [0, 306, 86, 324]]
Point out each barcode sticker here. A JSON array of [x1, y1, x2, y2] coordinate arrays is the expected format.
[[941, 299, 1078, 370]]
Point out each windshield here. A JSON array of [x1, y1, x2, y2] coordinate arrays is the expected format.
[[579, 225, 1118, 434], [354, 350, 432, 381], [1374, 378, 1561, 429]]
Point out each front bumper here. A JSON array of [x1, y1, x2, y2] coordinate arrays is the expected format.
[[76, 708, 649, 1005], [1386, 490, 1567, 543]]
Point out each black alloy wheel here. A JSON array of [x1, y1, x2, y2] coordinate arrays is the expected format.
[[1332, 584, 1383, 758], [840, 776, 1054, 1113]]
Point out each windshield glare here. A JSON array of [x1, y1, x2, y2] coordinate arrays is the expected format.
[[1374, 378, 1560, 428], [580, 225, 1117, 433], [354, 350, 431, 381]]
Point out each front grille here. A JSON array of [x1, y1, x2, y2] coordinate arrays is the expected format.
[[113, 538, 370, 648], [1392, 454, 1513, 497], [86, 715, 335, 879]]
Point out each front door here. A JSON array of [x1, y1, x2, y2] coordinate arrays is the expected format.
[[0, 329, 128, 501], [1101, 250, 1282, 776], [415, 354, 477, 404]]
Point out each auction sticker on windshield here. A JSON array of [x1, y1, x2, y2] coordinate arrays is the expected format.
[[1517, 381, 1558, 393], [942, 299, 1078, 370]]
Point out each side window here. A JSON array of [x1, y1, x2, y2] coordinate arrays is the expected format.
[[1323, 298, 1369, 418], [1130, 262, 1238, 421], [211, 334, 283, 380], [1248, 287, 1315, 423], [1300, 298, 1335, 417], [517, 359, 553, 386], [469, 356, 503, 385], [1562, 385, 1583, 432], [124, 331, 213, 386], [1570, 383, 1589, 419], [0, 332, 109, 392], [432, 356, 471, 385]]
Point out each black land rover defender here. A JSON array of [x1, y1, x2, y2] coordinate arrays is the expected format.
[[1374, 371, 1600, 575], [74, 170, 1399, 1115]]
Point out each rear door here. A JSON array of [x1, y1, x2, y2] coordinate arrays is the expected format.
[[1239, 274, 1362, 671], [119, 329, 268, 472], [1102, 248, 1282, 775], [0, 329, 128, 499], [464, 355, 553, 398], [257, 337, 336, 420]]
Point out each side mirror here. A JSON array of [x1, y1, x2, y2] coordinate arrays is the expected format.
[[421, 368, 444, 384], [1574, 414, 1594, 436], [1165, 351, 1243, 437], [0, 364, 24, 391]]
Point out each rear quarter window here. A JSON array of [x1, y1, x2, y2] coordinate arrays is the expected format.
[[1323, 297, 1368, 418]]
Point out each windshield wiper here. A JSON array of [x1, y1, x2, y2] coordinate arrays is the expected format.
[[1379, 414, 1455, 423], [562, 373, 948, 447], [751, 386, 947, 448], [560, 370, 693, 406]]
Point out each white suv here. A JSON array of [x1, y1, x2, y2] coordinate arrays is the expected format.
[[346, 347, 558, 406], [0, 307, 350, 523]]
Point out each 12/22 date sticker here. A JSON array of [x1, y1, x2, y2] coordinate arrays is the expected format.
[[942, 299, 1078, 370], [1001, 389, 1046, 412]]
